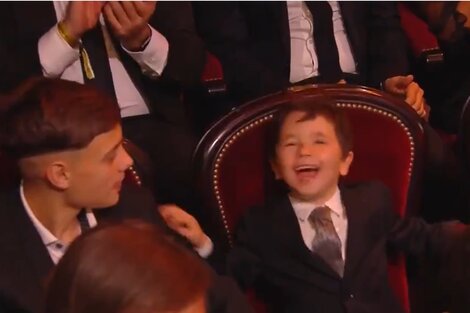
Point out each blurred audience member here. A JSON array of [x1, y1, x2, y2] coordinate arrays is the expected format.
[[45, 221, 210, 313], [408, 1, 470, 133], [194, 1, 426, 118]]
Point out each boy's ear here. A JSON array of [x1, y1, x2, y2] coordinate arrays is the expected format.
[[339, 151, 354, 177], [45, 161, 71, 190], [269, 159, 282, 180]]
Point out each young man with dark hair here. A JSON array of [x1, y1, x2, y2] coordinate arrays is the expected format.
[[0, 77, 253, 313]]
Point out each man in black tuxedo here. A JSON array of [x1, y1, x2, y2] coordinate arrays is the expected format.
[[0, 1, 204, 209], [0, 78, 253, 313], [194, 1, 426, 117]]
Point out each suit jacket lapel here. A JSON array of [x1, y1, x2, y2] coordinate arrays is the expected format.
[[342, 185, 372, 281], [338, 2, 363, 75], [8, 190, 54, 305], [272, 2, 291, 68]]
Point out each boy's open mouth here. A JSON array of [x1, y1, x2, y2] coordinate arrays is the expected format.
[[294, 165, 319, 177]]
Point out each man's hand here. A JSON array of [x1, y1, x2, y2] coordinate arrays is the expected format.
[[158, 204, 209, 250], [62, 1, 104, 46], [384, 75, 427, 118], [103, 1, 156, 51]]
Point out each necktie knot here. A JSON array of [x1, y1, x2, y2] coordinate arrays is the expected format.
[[308, 205, 333, 225]]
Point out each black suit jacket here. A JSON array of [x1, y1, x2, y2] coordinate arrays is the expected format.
[[0, 184, 254, 313], [228, 181, 459, 313], [0, 184, 164, 313], [195, 1, 410, 102], [0, 1, 205, 125]]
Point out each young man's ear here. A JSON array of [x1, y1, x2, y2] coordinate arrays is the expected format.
[[45, 161, 71, 190], [269, 159, 282, 180], [339, 151, 354, 177]]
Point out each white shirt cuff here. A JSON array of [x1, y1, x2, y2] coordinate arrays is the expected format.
[[38, 24, 80, 77], [195, 234, 214, 258], [122, 25, 169, 79]]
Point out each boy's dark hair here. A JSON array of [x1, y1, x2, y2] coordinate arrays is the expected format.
[[267, 95, 354, 160], [0, 77, 121, 159]]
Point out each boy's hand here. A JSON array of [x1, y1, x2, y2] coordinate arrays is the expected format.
[[158, 204, 209, 250], [384, 75, 426, 118], [62, 1, 105, 46], [103, 1, 156, 51]]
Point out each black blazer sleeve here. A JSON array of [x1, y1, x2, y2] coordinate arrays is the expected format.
[[365, 2, 410, 87], [226, 205, 265, 291], [149, 1, 205, 87], [381, 183, 468, 260]]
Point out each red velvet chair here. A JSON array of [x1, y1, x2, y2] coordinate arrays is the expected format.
[[194, 84, 427, 313]]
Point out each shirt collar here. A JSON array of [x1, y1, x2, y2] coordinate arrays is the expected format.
[[20, 181, 59, 247], [289, 186, 345, 222], [20, 181, 97, 247]]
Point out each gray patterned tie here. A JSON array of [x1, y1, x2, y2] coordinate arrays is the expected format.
[[309, 206, 344, 277]]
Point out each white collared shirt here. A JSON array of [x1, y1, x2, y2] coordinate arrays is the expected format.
[[37, 1, 170, 118], [20, 183, 97, 264], [289, 186, 348, 259], [21, 182, 214, 262], [287, 1, 357, 83]]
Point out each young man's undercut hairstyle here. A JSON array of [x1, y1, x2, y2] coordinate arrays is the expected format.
[[0, 77, 121, 159], [267, 95, 354, 160]]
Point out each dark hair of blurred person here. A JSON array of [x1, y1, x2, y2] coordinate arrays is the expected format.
[[45, 221, 210, 313]]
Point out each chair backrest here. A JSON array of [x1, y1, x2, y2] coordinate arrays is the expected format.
[[194, 84, 426, 312]]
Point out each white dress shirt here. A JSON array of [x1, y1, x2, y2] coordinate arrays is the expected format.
[[289, 186, 348, 259], [287, 1, 357, 83], [21, 182, 213, 263], [38, 1, 170, 118], [20, 183, 97, 264]]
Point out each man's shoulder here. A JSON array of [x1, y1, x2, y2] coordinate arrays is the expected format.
[[339, 180, 393, 213], [0, 188, 22, 230], [340, 180, 391, 199]]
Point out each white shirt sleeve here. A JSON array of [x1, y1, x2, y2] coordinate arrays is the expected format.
[[194, 234, 214, 258], [122, 25, 169, 79], [38, 24, 81, 78]]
